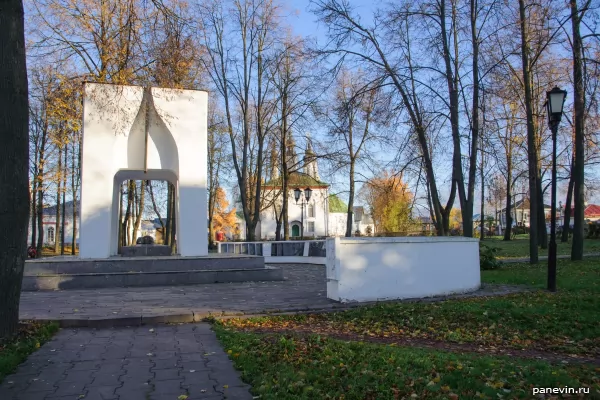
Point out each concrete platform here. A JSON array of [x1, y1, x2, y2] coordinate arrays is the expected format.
[[17, 264, 532, 328], [23, 254, 283, 291]]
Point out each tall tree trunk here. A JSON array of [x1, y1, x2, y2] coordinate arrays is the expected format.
[[275, 210, 282, 241], [480, 148, 485, 240], [537, 166, 547, 249], [169, 183, 176, 254], [128, 181, 135, 245], [346, 160, 355, 237], [31, 175, 37, 248], [165, 183, 172, 246], [562, 155, 575, 242], [468, 0, 481, 239], [60, 144, 67, 255], [123, 181, 133, 246], [54, 145, 62, 254], [147, 182, 164, 243], [207, 187, 215, 248], [36, 116, 48, 257], [31, 137, 39, 248], [133, 180, 145, 242], [440, 0, 470, 237], [0, 0, 29, 339], [518, 0, 539, 264], [36, 178, 44, 256], [131, 182, 137, 242], [503, 165, 513, 241], [281, 98, 290, 241], [71, 138, 78, 255], [282, 173, 289, 240], [118, 183, 124, 251], [571, 0, 586, 260]]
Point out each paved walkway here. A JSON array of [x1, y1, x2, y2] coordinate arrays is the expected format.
[[20, 265, 531, 326], [0, 323, 252, 400], [6, 265, 534, 400]]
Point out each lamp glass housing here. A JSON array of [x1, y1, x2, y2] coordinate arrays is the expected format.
[[546, 87, 567, 124], [304, 187, 312, 201], [294, 188, 301, 202]]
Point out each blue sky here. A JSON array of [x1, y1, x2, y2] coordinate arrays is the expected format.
[[277, 0, 600, 212], [284, 0, 376, 39], [271, 1, 408, 209]]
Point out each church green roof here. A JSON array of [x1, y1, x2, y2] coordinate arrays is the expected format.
[[264, 172, 328, 188], [328, 194, 348, 213]]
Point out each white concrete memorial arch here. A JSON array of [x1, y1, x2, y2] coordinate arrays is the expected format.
[[79, 83, 208, 258]]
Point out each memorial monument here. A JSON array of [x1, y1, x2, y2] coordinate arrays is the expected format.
[[79, 83, 208, 258], [23, 83, 282, 291]]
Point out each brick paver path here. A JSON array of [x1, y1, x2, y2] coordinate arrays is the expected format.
[[20, 264, 530, 325], [0, 323, 252, 400]]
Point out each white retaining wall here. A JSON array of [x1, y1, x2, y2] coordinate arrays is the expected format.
[[326, 237, 480, 302]]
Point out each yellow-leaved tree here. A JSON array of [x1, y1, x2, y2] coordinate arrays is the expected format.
[[362, 171, 418, 235], [212, 187, 237, 241], [450, 208, 463, 233]]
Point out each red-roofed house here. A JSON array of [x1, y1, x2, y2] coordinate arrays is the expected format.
[[564, 204, 600, 222]]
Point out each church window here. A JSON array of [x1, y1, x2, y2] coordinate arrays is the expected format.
[[308, 203, 315, 218]]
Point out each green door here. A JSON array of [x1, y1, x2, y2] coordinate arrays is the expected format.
[[292, 224, 300, 237]]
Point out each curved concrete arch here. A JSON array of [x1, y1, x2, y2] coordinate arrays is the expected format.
[[110, 170, 179, 256]]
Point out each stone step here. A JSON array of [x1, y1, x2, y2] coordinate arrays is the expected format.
[[22, 266, 283, 291]]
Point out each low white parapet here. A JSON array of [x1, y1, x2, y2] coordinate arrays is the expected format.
[[326, 237, 480, 303]]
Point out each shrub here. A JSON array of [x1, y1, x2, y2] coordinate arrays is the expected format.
[[480, 243, 501, 270]]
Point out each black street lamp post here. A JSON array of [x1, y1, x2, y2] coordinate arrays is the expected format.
[[546, 86, 567, 292], [294, 187, 312, 239]]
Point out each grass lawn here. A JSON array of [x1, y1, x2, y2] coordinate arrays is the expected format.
[[0, 322, 59, 384], [214, 258, 600, 399], [482, 237, 600, 259], [216, 328, 598, 399]]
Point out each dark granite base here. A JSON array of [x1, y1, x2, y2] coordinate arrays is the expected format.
[[23, 254, 282, 291], [22, 266, 283, 291], [121, 245, 171, 257], [25, 254, 264, 274]]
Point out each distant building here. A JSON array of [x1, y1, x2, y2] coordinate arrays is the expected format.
[[28, 201, 167, 246], [234, 140, 374, 240], [563, 203, 600, 223], [496, 199, 551, 231], [416, 216, 436, 234], [28, 200, 80, 246]]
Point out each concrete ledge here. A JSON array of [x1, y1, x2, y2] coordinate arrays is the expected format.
[[22, 266, 284, 291], [25, 254, 264, 275], [121, 245, 171, 257], [265, 256, 326, 265]]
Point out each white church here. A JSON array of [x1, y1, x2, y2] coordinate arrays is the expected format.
[[235, 141, 375, 240]]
